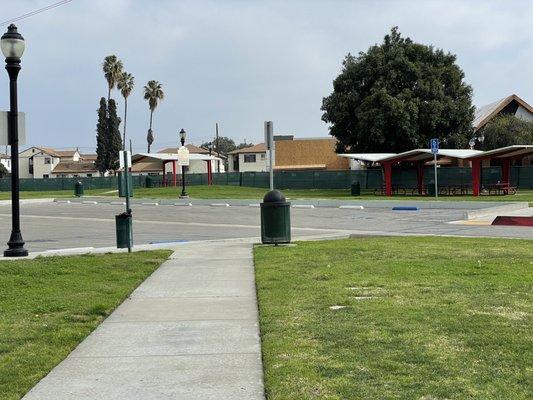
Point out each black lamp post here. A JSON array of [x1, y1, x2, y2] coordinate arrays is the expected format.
[[179, 128, 188, 198], [2, 24, 27, 257]]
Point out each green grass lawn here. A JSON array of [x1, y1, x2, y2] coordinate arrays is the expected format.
[[254, 237, 532, 399], [0, 251, 171, 400], [1, 185, 532, 202]]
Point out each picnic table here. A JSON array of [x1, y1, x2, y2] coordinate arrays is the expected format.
[[485, 182, 517, 195]]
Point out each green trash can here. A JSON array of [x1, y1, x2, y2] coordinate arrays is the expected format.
[[145, 176, 153, 188], [260, 190, 291, 245], [426, 181, 436, 196], [115, 212, 133, 249], [351, 181, 361, 196], [118, 172, 133, 197], [74, 180, 84, 197]]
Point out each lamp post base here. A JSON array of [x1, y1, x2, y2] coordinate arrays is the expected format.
[[179, 194, 189, 199], [4, 230, 28, 257]]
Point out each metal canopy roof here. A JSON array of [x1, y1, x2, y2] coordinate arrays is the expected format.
[[132, 153, 223, 162], [467, 145, 533, 160], [338, 153, 396, 162], [377, 149, 483, 163]]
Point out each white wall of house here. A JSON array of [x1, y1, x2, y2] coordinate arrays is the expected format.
[[228, 152, 267, 172], [53, 172, 98, 178], [1, 157, 11, 173], [161, 159, 225, 175]]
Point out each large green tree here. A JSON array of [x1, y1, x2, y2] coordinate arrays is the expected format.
[[107, 99, 123, 171], [201, 136, 237, 155], [480, 115, 533, 151], [102, 55, 123, 102], [321, 27, 475, 153], [95, 97, 108, 173], [117, 71, 135, 150]]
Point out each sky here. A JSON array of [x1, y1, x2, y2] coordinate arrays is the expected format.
[[1, 0, 532, 153]]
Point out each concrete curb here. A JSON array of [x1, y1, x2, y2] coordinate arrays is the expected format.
[[0, 198, 55, 206], [464, 202, 530, 220], [56, 197, 528, 210]]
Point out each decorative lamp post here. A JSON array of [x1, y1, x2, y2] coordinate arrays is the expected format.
[[2, 24, 27, 257], [179, 128, 188, 198]]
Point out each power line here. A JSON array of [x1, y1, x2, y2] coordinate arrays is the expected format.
[[0, 0, 74, 27]]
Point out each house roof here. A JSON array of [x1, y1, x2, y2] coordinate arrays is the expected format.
[[158, 144, 209, 154], [0, 153, 8, 159], [132, 153, 223, 162], [81, 154, 97, 160], [228, 143, 266, 154], [51, 161, 98, 174], [474, 94, 533, 131], [19, 146, 61, 157], [55, 150, 79, 157]]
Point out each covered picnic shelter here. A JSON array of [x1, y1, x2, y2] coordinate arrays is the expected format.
[[467, 145, 533, 196], [131, 153, 223, 186]]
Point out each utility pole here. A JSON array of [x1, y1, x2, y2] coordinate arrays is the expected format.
[[215, 123, 220, 172]]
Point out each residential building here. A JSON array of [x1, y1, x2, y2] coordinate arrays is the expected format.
[[0, 153, 11, 173], [474, 94, 533, 132], [19, 147, 102, 178], [274, 137, 349, 171], [227, 143, 267, 172]]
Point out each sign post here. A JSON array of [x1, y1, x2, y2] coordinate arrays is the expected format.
[[264, 121, 274, 190], [119, 150, 132, 252], [430, 138, 439, 198]]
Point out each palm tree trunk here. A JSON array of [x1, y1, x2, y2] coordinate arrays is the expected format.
[[123, 98, 128, 150], [107, 86, 111, 103], [147, 110, 153, 153]]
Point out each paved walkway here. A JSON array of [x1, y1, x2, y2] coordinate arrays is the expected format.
[[23, 241, 265, 400]]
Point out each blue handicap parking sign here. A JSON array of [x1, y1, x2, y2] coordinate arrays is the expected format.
[[430, 138, 439, 154]]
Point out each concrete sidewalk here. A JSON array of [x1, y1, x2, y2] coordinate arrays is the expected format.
[[23, 241, 265, 400]]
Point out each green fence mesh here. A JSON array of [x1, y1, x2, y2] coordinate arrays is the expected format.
[[0, 166, 531, 192]]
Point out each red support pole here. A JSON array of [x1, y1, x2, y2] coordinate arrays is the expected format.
[[502, 158, 510, 184], [172, 160, 177, 187], [384, 162, 392, 196], [417, 161, 424, 195], [472, 159, 481, 197]]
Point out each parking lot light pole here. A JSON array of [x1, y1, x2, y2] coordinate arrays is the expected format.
[[179, 128, 188, 198], [2, 24, 27, 257]]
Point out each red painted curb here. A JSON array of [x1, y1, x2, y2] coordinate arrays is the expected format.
[[492, 216, 533, 227]]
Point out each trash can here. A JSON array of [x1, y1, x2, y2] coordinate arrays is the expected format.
[[118, 172, 133, 198], [426, 182, 436, 196], [351, 181, 361, 196], [260, 190, 291, 245], [74, 180, 84, 197], [145, 176, 153, 188], [115, 212, 133, 249]]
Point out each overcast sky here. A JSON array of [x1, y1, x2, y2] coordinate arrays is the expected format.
[[1, 0, 532, 153]]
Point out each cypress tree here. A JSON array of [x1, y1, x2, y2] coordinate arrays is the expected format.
[[95, 97, 108, 174], [106, 99, 123, 171]]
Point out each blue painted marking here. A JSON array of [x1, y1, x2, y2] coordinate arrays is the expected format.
[[392, 206, 419, 211]]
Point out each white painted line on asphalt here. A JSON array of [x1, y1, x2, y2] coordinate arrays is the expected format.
[[210, 203, 230, 207], [141, 202, 159, 206], [248, 204, 260, 207], [174, 202, 192, 206], [55, 200, 71, 204], [110, 201, 126, 205], [339, 205, 364, 210], [292, 204, 315, 209], [82, 201, 98, 204]]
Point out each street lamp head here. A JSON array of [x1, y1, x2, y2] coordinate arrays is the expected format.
[[179, 129, 186, 145], [1, 24, 25, 59]]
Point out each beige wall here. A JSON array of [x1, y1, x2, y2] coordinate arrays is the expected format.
[[228, 152, 267, 172], [275, 138, 349, 170]]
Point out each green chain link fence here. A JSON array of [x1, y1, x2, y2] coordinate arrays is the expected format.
[[0, 166, 531, 192]]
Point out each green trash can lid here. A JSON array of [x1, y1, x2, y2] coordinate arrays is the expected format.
[[262, 190, 286, 204]]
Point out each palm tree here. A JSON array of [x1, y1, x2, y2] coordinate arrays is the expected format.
[[102, 55, 123, 101], [143, 80, 164, 153], [117, 72, 135, 150]]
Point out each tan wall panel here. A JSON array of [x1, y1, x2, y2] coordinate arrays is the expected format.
[[275, 138, 349, 170]]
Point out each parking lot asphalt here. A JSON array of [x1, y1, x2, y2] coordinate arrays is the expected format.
[[0, 202, 531, 252]]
